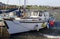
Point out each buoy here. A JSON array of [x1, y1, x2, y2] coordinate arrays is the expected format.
[[49, 21, 54, 26]]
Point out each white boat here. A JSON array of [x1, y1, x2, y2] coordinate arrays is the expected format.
[[0, 0, 55, 34], [5, 11, 50, 34]]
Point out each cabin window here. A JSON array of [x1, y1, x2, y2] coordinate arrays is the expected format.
[[39, 13, 42, 16], [25, 12, 31, 17], [33, 11, 38, 16]]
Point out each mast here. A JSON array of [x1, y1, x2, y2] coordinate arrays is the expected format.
[[22, 0, 26, 17], [24, 0, 26, 13], [24, 0, 26, 9], [18, 0, 20, 11]]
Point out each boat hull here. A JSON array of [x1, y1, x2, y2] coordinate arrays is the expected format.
[[5, 20, 47, 34]]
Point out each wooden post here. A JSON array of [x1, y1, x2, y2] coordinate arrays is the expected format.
[[0, 21, 10, 39]]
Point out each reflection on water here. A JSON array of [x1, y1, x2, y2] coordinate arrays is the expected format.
[[10, 30, 47, 39], [10, 29, 60, 39]]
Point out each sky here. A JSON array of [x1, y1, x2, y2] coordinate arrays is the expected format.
[[0, 0, 60, 7]]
